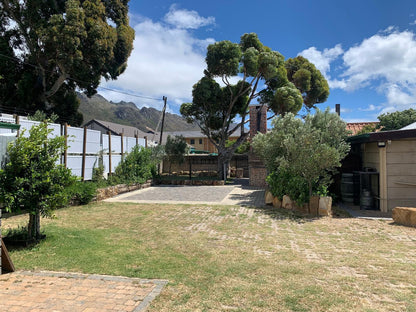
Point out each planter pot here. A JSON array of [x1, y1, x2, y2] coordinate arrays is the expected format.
[[319, 196, 333, 216]]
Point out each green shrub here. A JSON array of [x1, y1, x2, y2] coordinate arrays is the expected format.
[[66, 181, 97, 205], [266, 168, 309, 205], [114, 146, 158, 184]]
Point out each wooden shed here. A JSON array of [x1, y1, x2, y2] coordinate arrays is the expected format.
[[348, 129, 416, 212]]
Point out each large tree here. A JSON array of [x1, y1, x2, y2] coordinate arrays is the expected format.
[[376, 108, 416, 131], [181, 33, 329, 179], [0, 0, 134, 125]]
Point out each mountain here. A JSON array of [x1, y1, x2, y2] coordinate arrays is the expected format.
[[77, 93, 199, 132]]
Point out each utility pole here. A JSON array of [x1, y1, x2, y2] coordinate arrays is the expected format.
[[159, 96, 167, 145]]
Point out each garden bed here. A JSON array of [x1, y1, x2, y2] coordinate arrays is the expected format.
[[95, 180, 152, 201]]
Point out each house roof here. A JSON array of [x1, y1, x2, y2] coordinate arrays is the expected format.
[[346, 122, 379, 136], [162, 125, 246, 144], [84, 119, 148, 138], [348, 128, 416, 144]]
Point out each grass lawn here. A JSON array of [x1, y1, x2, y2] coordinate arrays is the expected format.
[[3, 202, 416, 311]]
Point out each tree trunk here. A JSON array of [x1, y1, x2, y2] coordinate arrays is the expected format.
[[217, 147, 233, 181], [28, 210, 41, 241]]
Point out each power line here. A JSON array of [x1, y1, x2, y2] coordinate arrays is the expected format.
[[0, 52, 163, 102]]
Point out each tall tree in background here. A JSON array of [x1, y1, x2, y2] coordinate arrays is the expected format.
[[0, 0, 134, 125], [181, 33, 329, 179], [376, 108, 416, 131]]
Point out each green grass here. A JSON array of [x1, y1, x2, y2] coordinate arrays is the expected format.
[[3, 202, 416, 311]]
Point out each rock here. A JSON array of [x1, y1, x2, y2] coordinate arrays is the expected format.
[[309, 196, 320, 216], [392, 207, 416, 227], [272, 196, 282, 208], [265, 191, 274, 205], [319, 196, 333, 216], [282, 195, 293, 210]]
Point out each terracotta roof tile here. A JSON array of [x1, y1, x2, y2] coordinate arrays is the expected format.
[[346, 122, 379, 136]]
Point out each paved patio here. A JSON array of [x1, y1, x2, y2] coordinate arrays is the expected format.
[[105, 179, 266, 207], [0, 271, 167, 312]]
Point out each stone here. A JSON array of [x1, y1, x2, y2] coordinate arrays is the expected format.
[[264, 191, 274, 205], [272, 196, 282, 208], [282, 195, 293, 210], [392, 207, 416, 227], [309, 196, 320, 216], [319, 196, 333, 216]]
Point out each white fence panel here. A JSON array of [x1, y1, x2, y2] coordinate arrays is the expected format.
[[111, 135, 122, 153], [102, 133, 122, 153], [103, 154, 122, 173], [19, 120, 40, 137], [138, 138, 146, 147], [84, 155, 99, 180], [67, 155, 82, 177], [48, 122, 61, 138], [86, 129, 101, 154], [125, 137, 137, 153], [67, 127, 84, 154]]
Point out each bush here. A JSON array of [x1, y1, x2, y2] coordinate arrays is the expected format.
[[114, 146, 158, 184], [65, 181, 97, 205], [266, 169, 308, 205]]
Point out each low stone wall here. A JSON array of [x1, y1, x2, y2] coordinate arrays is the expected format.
[[95, 181, 152, 201], [392, 207, 416, 227], [264, 190, 333, 217]]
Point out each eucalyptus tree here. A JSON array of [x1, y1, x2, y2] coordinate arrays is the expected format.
[[181, 33, 329, 179], [0, 0, 134, 125]]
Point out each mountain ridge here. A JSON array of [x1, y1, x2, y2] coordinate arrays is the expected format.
[[77, 93, 199, 132]]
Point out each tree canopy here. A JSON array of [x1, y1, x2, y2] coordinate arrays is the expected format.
[[376, 108, 416, 131], [181, 33, 329, 179], [0, 0, 134, 125]]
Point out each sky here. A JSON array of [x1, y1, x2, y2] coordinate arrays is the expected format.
[[99, 0, 416, 123]]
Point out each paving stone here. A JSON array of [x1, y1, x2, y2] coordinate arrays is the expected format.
[[0, 271, 167, 312]]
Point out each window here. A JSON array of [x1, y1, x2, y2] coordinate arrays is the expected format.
[[199, 139, 203, 144], [190, 139, 195, 145]]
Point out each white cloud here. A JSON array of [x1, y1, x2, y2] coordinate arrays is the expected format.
[[164, 5, 215, 29], [358, 104, 381, 112], [299, 44, 343, 75], [305, 29, 416, 114], [99, 8, 216, 111]]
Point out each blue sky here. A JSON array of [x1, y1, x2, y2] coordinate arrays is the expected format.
[[99, 0, 416, 122]]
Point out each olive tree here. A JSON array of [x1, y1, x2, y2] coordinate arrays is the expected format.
[[252, 109, 350, 202]]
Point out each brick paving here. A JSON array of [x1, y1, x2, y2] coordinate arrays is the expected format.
[[0, 271, 167, 312], [105, 179, 266, 207]]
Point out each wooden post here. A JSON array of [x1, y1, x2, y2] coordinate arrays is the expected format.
[[64, 123, 68, 168], [81, 126, 87, 181], [14, 114, 20, 137], [108, 131, 112, 176], [144, 136, 148, 148], [120, 132, 124, 161], [135, 133, 138, 146]]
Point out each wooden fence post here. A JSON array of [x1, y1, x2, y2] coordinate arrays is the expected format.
[[144, 136, 148, 148], [121, 132, 124, 161], [64, 123, 68, 168], [135, 133, 138, 146], [14, 114, 20, 137], [108, 131, 112, 176], [81, 126, 87, 181]]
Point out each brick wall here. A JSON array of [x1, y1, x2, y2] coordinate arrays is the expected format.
[[249, 105, 268, 139]]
